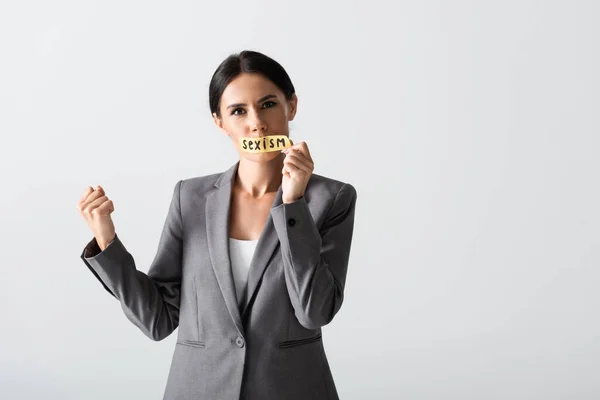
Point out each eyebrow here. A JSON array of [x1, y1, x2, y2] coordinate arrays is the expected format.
[[226, 94, 277, 110]]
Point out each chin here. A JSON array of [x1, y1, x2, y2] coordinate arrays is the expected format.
[[242, 151, 282, 163]]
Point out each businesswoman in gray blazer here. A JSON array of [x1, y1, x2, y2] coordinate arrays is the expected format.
[[77, 50, 357, 400]]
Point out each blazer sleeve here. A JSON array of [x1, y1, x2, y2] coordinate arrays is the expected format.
[[79, 180, 184, 341], [270, 182, 357, 329]]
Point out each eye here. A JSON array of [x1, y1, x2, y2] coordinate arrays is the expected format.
[[262, 101, 276, 108], [231, 108, 245, 116]]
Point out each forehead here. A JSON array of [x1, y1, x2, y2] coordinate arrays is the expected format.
[[221, 72, 282, 102]]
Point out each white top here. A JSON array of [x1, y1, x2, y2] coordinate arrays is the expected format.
[[228, 237, 259, 308]]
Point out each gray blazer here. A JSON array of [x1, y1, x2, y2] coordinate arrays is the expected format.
[[80, 160, 357, 400]]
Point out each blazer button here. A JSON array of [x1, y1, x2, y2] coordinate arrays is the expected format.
[[235, 336, 245, 348], [287, 218, 296, 227]]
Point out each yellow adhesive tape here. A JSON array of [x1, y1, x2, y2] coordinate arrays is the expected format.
[[239, 135, 292, 153]]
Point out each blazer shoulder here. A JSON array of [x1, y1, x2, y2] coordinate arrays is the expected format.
[[179, 172, 221, 195], [308, 173, 357, 199]]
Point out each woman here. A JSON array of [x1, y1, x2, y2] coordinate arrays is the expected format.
[[77, 50, 358, 400]]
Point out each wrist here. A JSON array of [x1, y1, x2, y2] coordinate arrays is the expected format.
[[96, 234, 115, 251], [283, 195, 303, 204]]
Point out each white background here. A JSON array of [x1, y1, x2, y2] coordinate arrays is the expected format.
[[1, 0, 599, 399]]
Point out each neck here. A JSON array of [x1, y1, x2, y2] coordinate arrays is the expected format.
[[235, 153, 284, 198]]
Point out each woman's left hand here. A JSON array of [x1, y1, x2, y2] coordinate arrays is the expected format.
[[281, 140, 314, 204]]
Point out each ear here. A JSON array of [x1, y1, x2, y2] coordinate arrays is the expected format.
[[287, 93, 298, 121], [212, 112, 229, 136]]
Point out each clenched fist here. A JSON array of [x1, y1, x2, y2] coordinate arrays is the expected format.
[[77, 185, 115, 251]]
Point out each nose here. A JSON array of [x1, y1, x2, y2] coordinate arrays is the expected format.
[[247, 109, 267, 134]]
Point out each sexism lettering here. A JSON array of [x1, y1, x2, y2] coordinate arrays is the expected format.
[[239, 135, 292, 153]]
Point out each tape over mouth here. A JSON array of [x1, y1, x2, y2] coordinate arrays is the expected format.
[[239, 135, 292, 153]]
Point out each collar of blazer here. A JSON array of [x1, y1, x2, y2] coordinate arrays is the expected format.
[[205, 160, 289, 336]]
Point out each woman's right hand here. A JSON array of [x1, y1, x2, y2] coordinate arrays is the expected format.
[[77, 185, 116, 251]]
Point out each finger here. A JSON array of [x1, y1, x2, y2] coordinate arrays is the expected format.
[[84, 196, 109, 215], [283, 155, 312, 174], [80, 186, 93, 199], [286, 141, 312, 161], [283, 162, 304, 177], [78, 187, 95, 213], [288, 147, 313, 165], [281, 138, 293, 153], [296, 141, 311, 160], [79, 188, 105, 212], [79, 187, 94, 205], [281, 138, 295, 153], [284, 151, 313, 172], [97, 199, 114, 214]]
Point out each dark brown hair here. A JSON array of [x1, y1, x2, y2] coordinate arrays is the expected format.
[[209, 50, 296, 118]]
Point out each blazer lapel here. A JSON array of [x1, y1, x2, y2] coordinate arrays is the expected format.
[[205, 161, 284, 333]]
